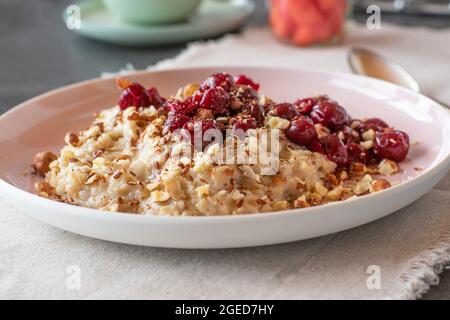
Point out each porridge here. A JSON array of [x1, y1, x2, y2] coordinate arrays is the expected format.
[[33, 73, 410, 216]]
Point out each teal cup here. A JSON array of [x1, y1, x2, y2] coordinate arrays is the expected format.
[[102, 0, 202, 25]]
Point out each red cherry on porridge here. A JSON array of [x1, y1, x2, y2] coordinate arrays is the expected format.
[[181, 119, 222, 147], [232, 117, 257, 135], [200, 73, 235, 92], [294, 97, 317, 115], [286, 116, 318, 146], [309, 140, 325, 154], [309, 99, 349, 128], [118, 90, 133, 110], [118, 83, 150, 110], [373, 131, 410, 162], [336, 126, 359, 144], [164, 99, 197, 116], [320, 134, 349, 167], [165, 112, 190, 132], [360, 118, 389, 133], [199, 87, 231, 116], [347, 143, 370, 164], [234, 75, 260, 91], [190, 90, 203, 104], [270, 103, 299, 120], [397, 130, 410, 145], [241, 103, 264, 123], [147, 87, 165, 107]]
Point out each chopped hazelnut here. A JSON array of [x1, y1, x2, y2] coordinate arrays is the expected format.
[[127, 112, 140, 121], [350, 120, 362, 130], [370, 179, 391, 193], [315, 182, 328, 197], [360, 140, 374, 150], [309, 192, 323, 206], [196, 108, 214, 120], [34, 181, 54, 194], [338, 170, 348, 181], [65, 132, 79, 146], [325, 186, 344, 201], [266, 116, 290, 129], [353, 174, 373, 195], [93, 149, 104, 159], [350, 162, 367, 175], [182, 83, 200, 98], [362, 129, 375, 141], [378, 159, 399, 175], [294, 195, 310, 208], [85, 174, 98, 185], [315, 124, 330, 138], [32, 151, 57, 176], [273, 201, 288, 211]]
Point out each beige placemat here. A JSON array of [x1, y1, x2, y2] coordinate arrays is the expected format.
[[1, 23, 450, 300]]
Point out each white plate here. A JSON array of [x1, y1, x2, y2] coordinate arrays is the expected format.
[[0, 67, 449, 248]]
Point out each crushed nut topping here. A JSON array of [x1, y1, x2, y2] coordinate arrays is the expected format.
[[65, 132, 79, 146], [32, 151, 57, 176]]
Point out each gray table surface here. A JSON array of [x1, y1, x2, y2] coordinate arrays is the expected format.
[[1, 0, 449, 300]]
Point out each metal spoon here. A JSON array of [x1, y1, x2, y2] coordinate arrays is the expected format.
[[348, 47, 449, 109]]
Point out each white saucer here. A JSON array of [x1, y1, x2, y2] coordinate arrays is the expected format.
[[65, 0, 255, 46]]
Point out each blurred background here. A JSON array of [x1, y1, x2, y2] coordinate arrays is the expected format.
[[1, 0, 450, 115]]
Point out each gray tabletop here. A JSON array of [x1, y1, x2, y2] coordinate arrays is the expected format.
[[1, 0, 449, 300]]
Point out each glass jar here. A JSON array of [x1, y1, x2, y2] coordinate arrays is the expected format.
[[269, 0, 348, 46]]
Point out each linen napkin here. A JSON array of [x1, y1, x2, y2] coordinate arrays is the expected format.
[[1, 23, 449, 299]]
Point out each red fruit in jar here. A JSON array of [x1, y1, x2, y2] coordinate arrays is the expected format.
[[199, 87, 231, 116], [200, 73, 235, 92], [286, 116, 318, 146], [373, 131, 410, 162], [147, 87, 165, 107], [347, 143, 370, 164], [232, 117, 258, 135], [165, 112, 190, 132], [118, 83, 150, 110], [182, 119, 222, 147], [320, 134, 348, 167], [270, 0, 347, 46], [361, 118, 389, 133], [164, 99, 197, 116], [270, 103, 299, 120], [234, 75, 260, 91], [294, 97, 317, 115], [309, 99, 349, 128]]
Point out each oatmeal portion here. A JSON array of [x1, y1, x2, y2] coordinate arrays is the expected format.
[[35, 73, 409, 216]]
